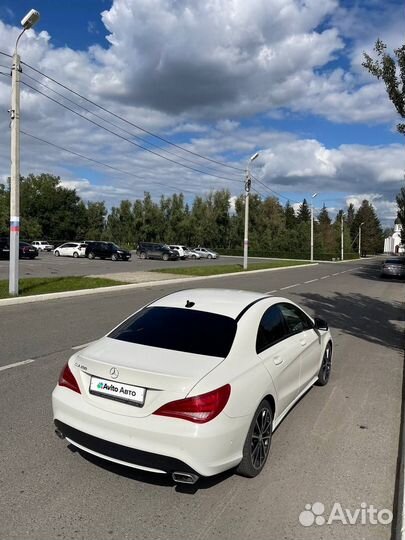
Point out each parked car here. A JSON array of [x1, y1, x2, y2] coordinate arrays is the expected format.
[[31, 240, 54, 252], [192, 247, 219, 259], [187, 248, 201, 260], [19, 241, 38, 259], [52, 288, 332, 484], [85, 241, 131, 261], [137, 242, 179, 261], [0, 239, 38, 259], [380, 258, 405, 278], [54, 242, 87, 258], [169, 245, 188, 260]]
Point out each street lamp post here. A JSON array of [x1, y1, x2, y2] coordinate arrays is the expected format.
[[358, 222, 364, 258], [310, 193, 318, 262], [340, 212, 344, 261], [243, 152, 259, 271], [9, 9, 40, 296]]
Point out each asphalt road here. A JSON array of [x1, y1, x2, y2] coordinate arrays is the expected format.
[[0, 251, 247, 280], [0, 258, 403, 540]]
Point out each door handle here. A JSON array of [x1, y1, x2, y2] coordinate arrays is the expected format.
[[273, 355, 283, 365]]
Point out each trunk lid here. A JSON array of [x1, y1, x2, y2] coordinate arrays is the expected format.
[[72, 337, 224, 417]]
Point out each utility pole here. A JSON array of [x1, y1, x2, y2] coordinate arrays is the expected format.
[[243, 170, 251, 271], [243, 152, 259, 270], [340, 212, 344, 261], [359, 222, 364, 258], [9, 9, 40, 296], [310, 193, 318, 262], [9, 51, 21, 296]]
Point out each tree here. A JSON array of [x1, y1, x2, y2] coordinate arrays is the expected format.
[[396, 187, 405, 245], [85, 202, 107, 240], [353, 200, 384, 255], [363, 40, 405, 134], [297, 199, 311, 223], [284, 201, 296, 229]]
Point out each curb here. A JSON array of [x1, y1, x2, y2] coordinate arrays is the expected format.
[[0, 262, 318, 307], [394, 329, 405, 539]]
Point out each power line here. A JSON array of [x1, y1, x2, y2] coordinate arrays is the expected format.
[[21, 70, 241, 176], [20, 130, 208, 196], [251, 174, 300, 204], [21, 80, 244, 186], [18, 57, 245, 173]]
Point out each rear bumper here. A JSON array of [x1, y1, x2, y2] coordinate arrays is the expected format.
[[55, 420, 198, 475], [52, 385, 247, 477]]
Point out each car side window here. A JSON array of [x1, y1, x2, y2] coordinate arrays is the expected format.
[[256, 305, 287, 354], [279, 303, 313, 335]]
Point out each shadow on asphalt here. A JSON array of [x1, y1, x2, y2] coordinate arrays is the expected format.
[[69, 445, 234, 493], [299, 261, 404, 351]]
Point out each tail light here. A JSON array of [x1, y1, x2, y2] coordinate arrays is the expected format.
[[58, 362, 81, 394], [153, 384, 231, 423]]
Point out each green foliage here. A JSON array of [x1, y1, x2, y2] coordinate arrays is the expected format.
[[0, 173, 379, 259], [352, 200, 384, 255], [297, 198, 311, 223], [363, 39, 405, 134]]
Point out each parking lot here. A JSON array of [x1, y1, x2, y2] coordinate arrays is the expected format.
[[0, 251, 243, 280]]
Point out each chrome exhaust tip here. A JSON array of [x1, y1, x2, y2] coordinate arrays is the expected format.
[[55, 428, 65, 440], [172, 472, 199, 484]]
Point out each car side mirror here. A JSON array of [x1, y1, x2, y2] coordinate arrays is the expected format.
[[314, 317, 328, 331]]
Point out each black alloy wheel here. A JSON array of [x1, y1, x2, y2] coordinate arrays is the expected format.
[[237, 399, 273, 478], [316, 342, 332, 386]]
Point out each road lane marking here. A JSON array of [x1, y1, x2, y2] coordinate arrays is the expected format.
[[280, 283, 301, 290], [304, 279, 318, 284], [321, 275, 330, 279], [0, 358, 35, 372], [266, 290, 278, 294], [332, 272, 340, 276]]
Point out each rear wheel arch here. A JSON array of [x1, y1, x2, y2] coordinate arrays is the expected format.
[[262, 393, 276, 418]]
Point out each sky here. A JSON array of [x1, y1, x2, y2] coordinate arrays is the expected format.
[[0, 0, 404, 226]]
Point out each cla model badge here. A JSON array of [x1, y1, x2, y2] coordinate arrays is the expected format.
[[110, 367, 119, 379]]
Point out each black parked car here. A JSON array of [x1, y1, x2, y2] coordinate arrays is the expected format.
[[0, 238, 38, 259], [136, 242, 179, 261], [85, 241, 131, 261]]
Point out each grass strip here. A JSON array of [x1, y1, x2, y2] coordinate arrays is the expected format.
[[0, 276, 126, 298], [150, 260, 310, 277]]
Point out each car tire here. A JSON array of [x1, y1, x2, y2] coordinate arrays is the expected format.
[[237, 399, 273, 478], [111, 253, 118, 261], [73, 252, 79, 258], [162, 253, 169, 261], [88, 252, 95, 260], [54, 250, 60, 257], [140, 252, 146, 259], [207, 254, 212, 259], [316, 342, 332, 386], [191, 254, 197, 259]]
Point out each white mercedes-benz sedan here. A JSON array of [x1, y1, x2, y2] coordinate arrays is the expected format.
[[52, 288, 332, 484]]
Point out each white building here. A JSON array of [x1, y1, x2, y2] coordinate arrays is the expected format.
[[384, 219, 404, 254]]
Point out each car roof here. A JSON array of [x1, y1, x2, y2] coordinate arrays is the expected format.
[[151, 288, 273, 318]]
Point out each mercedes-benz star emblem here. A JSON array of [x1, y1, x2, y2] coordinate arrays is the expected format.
[[110, 367, 119, 379]]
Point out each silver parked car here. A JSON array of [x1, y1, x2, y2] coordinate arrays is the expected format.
[[192, 247, 219, 259], [381, 258, 405, 278]]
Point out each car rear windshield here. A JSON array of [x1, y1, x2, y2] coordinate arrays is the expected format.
[[385, 259, 404, 264], [108, 306, 237, 358]]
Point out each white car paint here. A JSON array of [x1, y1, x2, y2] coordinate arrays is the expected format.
[[32, 240, 54, 251], [53, 242, 86, 258], [52, 288, 332, 479]]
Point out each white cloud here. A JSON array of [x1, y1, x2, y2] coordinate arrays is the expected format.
[[0, 0, 403, 228]]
